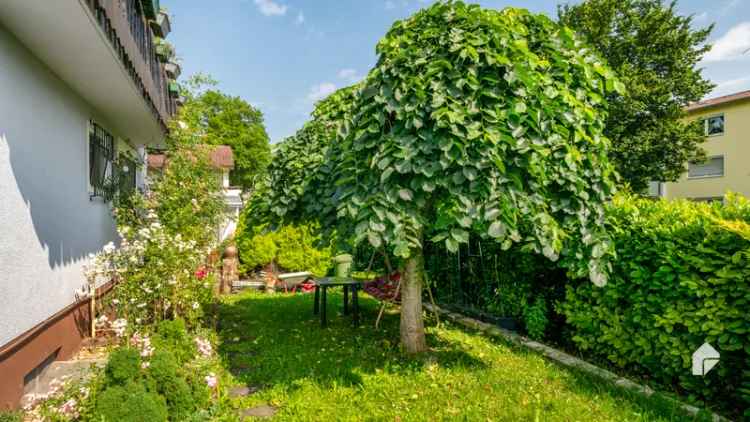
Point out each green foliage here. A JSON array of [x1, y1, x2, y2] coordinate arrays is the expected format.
[[108, 144, 223, 328], [235, 217, 278, 270], [105, 348, 141, 386], [154, 319, 195, 364], [254, 2, 621, 289], [176, 75, 271, 189], [274, 224, 333, 276], [523, 297, 548, 340], [0, 411, 22, 422], [146, 350, 195, 418], [560, 193, 750, 414], [558, 0, 714, 191], [236, 210, 333, 276], [95, 382, 168, 422]]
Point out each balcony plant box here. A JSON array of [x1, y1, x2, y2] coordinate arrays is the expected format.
[[165, 61, 181, 79], [140, 0, 160, 21], [168, 82, 180, 98], [150, 10, 171, 38], [155, 39, 173, 63]]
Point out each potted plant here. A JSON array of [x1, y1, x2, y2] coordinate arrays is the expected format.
[[154, 38, 174, 63]]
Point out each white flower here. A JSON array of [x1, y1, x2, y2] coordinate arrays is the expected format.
[[192, 302, 200, 310], [103, 242, 116, 254], [141, 361, 151, 369]]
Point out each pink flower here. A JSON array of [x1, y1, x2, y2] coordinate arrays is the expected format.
[[205, 373, 218, 388], [195, 266, 207, 280]]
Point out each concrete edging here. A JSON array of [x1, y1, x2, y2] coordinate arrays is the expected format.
[[423, 303, 731, 422]]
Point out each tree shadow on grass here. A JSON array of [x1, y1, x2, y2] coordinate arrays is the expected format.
[[215, 290, 485, 394]]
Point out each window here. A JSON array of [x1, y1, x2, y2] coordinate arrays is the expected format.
[[688, 156, 724, 178], [89, 121, 115, 200], [703, 114, 724, 136]]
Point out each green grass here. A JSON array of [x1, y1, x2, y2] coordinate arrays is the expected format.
[[216, 290, 709, 421]]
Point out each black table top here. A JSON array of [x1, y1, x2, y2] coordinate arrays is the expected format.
[[314, 277, 364, 286]]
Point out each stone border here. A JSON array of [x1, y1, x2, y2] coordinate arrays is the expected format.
[[423, 303, 731, 422]]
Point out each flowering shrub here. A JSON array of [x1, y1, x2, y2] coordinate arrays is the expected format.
[[83, 144, 225, 333]]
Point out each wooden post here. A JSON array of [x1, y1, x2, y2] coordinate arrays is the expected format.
[[221, 245, 239, 295]]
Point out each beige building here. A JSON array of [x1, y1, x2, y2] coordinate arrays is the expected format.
[[651, 90, 750, 200]]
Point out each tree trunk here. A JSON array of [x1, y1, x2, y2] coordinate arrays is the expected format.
[[400, 251, 427, 354]]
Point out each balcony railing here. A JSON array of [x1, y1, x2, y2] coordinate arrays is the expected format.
[[82, 0, 177, 132]]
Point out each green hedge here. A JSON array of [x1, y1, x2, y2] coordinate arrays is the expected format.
[[560, 193, 750, 416], [236, 211, 332, 277]]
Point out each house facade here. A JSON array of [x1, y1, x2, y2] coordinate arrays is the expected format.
[[0, 0, 178, 408], [650, 90, 750, 200]]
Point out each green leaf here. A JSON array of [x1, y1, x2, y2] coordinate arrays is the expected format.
[[367, 232, 382, 248], [451, 228, 469, 243], [398, 189, 413, 201], [488, 221, 506, 238]]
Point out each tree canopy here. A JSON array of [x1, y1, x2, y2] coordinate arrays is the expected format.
[[177, 75, 272, 189], [558, 0, 714, 191], [251, 1, 622, 352]]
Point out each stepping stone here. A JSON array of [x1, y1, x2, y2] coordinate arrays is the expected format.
[[241, 404, 277, 419], [229, 384, 261, 398]]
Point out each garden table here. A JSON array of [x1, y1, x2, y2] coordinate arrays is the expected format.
[[313, 277, 363, 327]]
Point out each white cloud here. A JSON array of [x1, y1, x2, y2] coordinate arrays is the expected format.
[[710, 76, 750, 97], [254, 0, 287, 16], [296, 11, 305, 25], [307, 83, 337, 102], [703, 22, 750, 62]]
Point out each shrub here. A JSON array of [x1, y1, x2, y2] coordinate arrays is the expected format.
[[147, 350, 194, 418], [522, 297, 548, 340], [235, 217, 332, 276], [560, 193, 750, 415], [235, 221, 277, 270], [154, 319, 195, 364], [274, 224, 332, 276], [95, 382, 168, 422], [105, 348, 141, 385]]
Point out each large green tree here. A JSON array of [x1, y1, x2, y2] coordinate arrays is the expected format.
[[257, 2, 622, 353], [177, 75, 272, 189], [558, 0, 714, 191]]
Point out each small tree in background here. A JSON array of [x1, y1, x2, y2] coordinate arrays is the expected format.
[[177, 74, 272, 190], [558, 0, 714, 192]]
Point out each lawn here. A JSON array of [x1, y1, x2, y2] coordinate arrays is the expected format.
[[216, 290, 705, 422]]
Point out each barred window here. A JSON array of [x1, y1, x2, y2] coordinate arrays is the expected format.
[[89, 121, 115, 200]]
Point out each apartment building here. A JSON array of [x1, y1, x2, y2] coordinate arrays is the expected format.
[[650, 89, 750, 200], [0, 0, 178, 408]]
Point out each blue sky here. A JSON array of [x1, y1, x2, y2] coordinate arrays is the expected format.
[[167, 0, 750, 143]]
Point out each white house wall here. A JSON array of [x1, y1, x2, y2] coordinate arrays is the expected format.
[[0, 25, 120, 346]]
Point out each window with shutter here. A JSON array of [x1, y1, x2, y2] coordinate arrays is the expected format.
[[688, 156, 724, 178]]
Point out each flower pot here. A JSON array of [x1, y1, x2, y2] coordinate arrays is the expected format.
[[332, 254, 353, 278]]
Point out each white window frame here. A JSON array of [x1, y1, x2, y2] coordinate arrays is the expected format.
[[703, 113, 725, 137], [687, 155, 724, 179]]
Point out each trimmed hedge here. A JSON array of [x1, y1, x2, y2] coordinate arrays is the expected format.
[[236, 212, 332, 277], [560, 193, 750, 416]]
